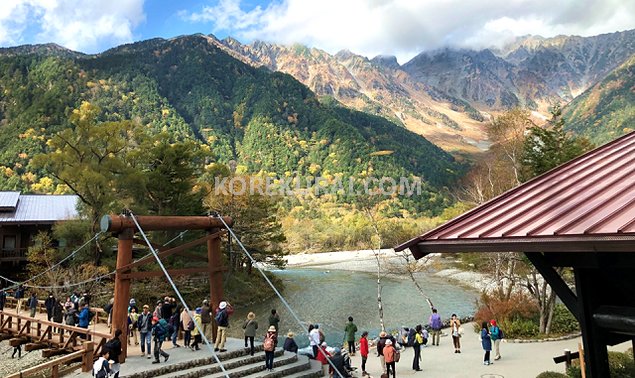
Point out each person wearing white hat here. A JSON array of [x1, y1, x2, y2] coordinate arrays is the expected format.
[[213, 301, 230, 352], [384, 339, 397, 378], [263, 325, 278, 371]]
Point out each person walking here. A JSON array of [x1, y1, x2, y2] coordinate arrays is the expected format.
[[264, 326, 278, 371], [384, 339, 397, 378], [169, 305, 181, 348], [213, 301, 231, 352], [0, 288, 6, 311], [316, 341, 331, 376], [269, 308, 280, 331], [14, 284, 25, 314], [481, 321, 493, 365], [412, 324, 423, 371], [52, 299, 63, 333], [490, 319, 502, 360], [283, 331, 298, 353], [344, 316, 358, 356], [28, 292, 38, 317], [181, 308, 196, 348], [138, 305, 153, 359], [200, 299, 212, 339], [309, 324, 320, 359], [360, 331, 369, 376], [45, 293, 56, 321], [242, 312, 258, 356], [450, 313, 462, 353], [151, 316, 170, 364], [429, 308, 442, 346], [78, 303, 90, 330], [107, 329, 123, 378], [377, 331, 394, 375], [190, 308, 203, 351], [180, 306, 192, 348], [128, 307, 139, 346]]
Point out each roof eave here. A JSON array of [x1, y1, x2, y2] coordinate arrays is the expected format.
[[408, 235, 635, 257]]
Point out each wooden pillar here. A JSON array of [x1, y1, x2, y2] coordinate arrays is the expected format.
[[112, 228, 133, 362], [574, 267, 610, 378], [82, 341, 94, 372], [207, 228, 224, 341]]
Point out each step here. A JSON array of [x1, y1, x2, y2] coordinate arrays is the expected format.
[[163, 349, 290, 378], [243, 356, 324, 378], [122, 345, 272, 378], [227, 353, 316, 378], [287, 359, 324, 378]]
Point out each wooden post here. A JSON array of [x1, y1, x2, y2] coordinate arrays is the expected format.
[[82, 341, 95, 372], [579, 342, 586, 378], [207, 228, 224, 342], [575, 266, 607, 378], [112, 227, 133, 362], [564, 349, 572, 369], [52, 364, 59, 378]]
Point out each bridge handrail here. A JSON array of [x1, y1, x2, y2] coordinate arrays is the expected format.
[[0, 310, 111, 339], [5, 342, 93, 378], [3, 296, 108, 324]]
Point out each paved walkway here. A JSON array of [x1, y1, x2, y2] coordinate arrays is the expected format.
[[70, 338, 247, 377], [353, 330, 631, 378]]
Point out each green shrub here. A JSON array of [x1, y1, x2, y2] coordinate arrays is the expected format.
[[565, 350, 635, 378], [607, 350, 635, 378], [536, 371, 568, 378], [504, 317, 539, 338], [550, 304, 580, 335], [566, 365, 582, 378]]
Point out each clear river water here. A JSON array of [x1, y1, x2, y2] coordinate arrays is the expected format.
[[227, 268, 478, 347]]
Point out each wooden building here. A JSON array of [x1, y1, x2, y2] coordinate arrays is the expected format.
[[0, 191, 79, 266]]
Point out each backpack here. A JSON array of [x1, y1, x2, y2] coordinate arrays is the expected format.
[[394, 348, 401, 363], [498, 328, 504, 339], [215, 310, 226, 324], [407, 328, 416, 347], [88, 311, 96, 321], [92, 357, 108, 378], [155, 319, 169, 339], [263, 334, 276, 352], [430, 314, 442, 330], [187, 319, 195, 331]]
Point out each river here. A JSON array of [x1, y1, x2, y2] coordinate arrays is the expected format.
[[227, 268, 478, 347]]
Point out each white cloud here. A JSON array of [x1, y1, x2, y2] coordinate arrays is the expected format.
[[0, 0, 30, 45], [0, 0, 145, 52], [182, 0, 635, 63]]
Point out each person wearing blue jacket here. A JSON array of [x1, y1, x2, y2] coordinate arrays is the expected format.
[[78, 303, 90, 328], [480, 321, 492, 365]]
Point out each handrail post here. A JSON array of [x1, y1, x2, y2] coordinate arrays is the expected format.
[[82, 341, 94, 372]]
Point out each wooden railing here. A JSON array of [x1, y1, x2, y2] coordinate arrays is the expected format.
[[6, 342, 93, 378], [4, 296, 108, 324], [0, 311, 110, 369]]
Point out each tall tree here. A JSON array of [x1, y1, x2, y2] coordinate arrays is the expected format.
[[33, 102, 149, 264], [487, 108, 535, 185], [522, 104, 594, 180], [33, 102, 145, 230], [204, 167, 286, 273]]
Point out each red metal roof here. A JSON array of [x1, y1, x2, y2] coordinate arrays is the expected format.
[[396, 131, 635, 258]]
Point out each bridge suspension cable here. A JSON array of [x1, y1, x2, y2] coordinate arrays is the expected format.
[[214, 214, 345, 378], [129, 211, 231, 378]]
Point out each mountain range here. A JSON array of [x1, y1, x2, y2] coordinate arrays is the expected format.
[[0, 35, 460, 214], [0, 29, 634, 211], [210, 29, 635, 152]]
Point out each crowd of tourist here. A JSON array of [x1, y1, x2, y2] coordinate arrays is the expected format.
[[1, 287, 505, 376]]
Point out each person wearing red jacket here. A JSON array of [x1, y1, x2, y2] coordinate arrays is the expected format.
[[360, 331, 369, 376], [316, 342, 331, 376]]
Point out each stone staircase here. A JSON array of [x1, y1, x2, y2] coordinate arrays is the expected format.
[[122, 345, 323, 378]]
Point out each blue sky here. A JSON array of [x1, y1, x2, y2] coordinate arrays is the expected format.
[[1, 0, 634, 63]]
